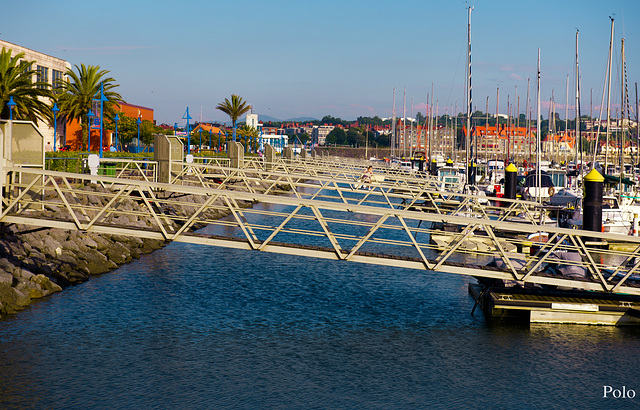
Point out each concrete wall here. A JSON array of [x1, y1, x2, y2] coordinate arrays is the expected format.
[[0, 39, 70, 149]]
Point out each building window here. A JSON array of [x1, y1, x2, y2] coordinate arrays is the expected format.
[[20, 60, 32, 74], [36, 65, 49, 89], [52, 69, 64, 89]]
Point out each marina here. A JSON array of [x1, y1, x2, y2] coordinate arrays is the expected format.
[[4, 137, 640, 327], [2, 0, 640, 407], [3, 237, 640, 408]]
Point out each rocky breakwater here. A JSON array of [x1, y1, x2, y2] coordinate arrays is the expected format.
[[0, 179, 261, 317]]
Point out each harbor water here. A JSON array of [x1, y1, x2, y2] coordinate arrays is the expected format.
[[2, 204, 640, 409]]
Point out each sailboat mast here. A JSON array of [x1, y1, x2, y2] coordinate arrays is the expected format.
[[575, 29, 580, 169], [527, 78, 531, 166], [587, 88, 593, 157], [565, 75, 569, 165], [517, 94, 520, 163], [466, 5, 473, 184], [391, 88, 396, 159], [515, 86, 519, 162], [485, 96, 489, 163], [410, 97, 414, 156], [426, 93, 430, 160], [620, 37, 626, 197], [423, 93, 429, 155], [507, 94, 510, 163], [526, 78, 530, 168], [636, 83, 640, 157], [436, 101, 439, 160], [496, 87, 499, 162], [605, 17, 614, 173], [546, 93, 560, 162], [403, 88, 406, 157], [536, 48, 542, 203]]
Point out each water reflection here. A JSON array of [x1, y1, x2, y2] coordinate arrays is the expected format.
[[1, 199, 640, 408]]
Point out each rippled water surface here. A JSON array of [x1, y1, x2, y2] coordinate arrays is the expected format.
[[2, 217, 640, 408]]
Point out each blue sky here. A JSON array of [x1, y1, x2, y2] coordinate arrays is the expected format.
[[3, 0, 639, 125]]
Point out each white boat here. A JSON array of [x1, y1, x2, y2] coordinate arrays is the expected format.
[[566, 196, 640, 235], [437, 166, 465, 194], [397, 160, 414, 173]]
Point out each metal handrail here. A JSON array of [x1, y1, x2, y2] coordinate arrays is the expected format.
[[3, 166, 640, 296]]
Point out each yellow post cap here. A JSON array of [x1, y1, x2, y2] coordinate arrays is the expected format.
[[584, 168, 604, 182], [432, 158, 437, 162], [446, 158, 453, 164], [505, 163, 518, 173]]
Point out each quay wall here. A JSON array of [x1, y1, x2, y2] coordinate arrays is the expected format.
[[0, 180, 262, 318], [314, 147, 392, 159]]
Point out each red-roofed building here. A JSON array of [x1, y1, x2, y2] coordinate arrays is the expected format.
[[465, 124, 535, 158]]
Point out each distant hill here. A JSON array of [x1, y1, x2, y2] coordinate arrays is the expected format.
[[255, 115, 281, 123], [220, 115, 318, 125], [286, 117, 317, 122], [248, 115, 319, 123]]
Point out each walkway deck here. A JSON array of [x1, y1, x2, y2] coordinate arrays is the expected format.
[[3, 161, 640, 297]]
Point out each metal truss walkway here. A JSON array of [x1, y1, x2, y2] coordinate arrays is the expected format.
[[169, 157, 548, 224], [3, 163, 640, 296]]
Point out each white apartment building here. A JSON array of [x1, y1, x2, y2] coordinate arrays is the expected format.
[[0, 39, 71, 148], [260, 133, 289, 153], [245, 113, 259, 129], [311, 125, 334, 146]]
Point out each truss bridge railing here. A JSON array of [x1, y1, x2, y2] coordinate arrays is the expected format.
[[2, 166, 640, 296], [162, 159, 547, 225]]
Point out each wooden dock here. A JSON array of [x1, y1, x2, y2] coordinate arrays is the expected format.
[[469, 283, 640, 326]]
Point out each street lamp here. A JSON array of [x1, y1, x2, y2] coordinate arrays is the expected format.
[[183, 107, 192, 154], [7, 96, 16, 120], [97, 82, 107, 158], [52, 103, 59, 152], [87, 109, 94, 151], [114, 113, 120, 151], [136, 116, 142, 149]]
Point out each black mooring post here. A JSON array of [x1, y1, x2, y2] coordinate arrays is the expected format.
[[583, 168, 604, 234], [504, 163, 517, 200]]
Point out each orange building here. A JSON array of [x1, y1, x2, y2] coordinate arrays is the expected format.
[[191, 123, 225, 136], [464, 124, 535, 157], [191, 123, 227, 149], [65, 102, 154, 151]]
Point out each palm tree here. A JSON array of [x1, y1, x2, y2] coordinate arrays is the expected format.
[[216, 95, 251, 142], [237, 124, 259, 152], [57, 64, 123, 149], [0, 47, 51, 122]]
